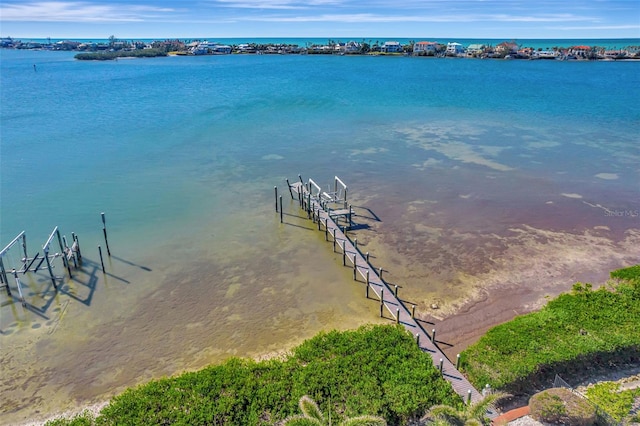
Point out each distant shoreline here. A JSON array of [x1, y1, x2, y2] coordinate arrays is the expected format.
[[3, 36, 639, 61]]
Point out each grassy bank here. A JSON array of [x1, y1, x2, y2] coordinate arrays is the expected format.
[[461, 265, 640, 394], [46, 324, 458, 425]]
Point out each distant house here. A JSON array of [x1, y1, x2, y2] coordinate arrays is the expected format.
[[496, 41, 519, 56], [381, 41, 402, 53], [466, 43, 485, 56], [0, 37, 14, 48], [344, 41, 361, 54], [569, 45, 591, 57], [211, 44, 232, 54], [413, 41, 438, 55], [445, 42, 465, 56]]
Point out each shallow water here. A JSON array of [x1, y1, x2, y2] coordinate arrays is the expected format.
[[1, 48, 639, 423]]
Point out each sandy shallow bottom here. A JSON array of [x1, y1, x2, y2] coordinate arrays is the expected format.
[[2, 192, 639, 425]]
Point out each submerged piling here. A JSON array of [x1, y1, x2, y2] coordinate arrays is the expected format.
[[101, 212, 111, 257]]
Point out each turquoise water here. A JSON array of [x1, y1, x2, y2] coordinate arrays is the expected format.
[[1, 48, 639, 423]]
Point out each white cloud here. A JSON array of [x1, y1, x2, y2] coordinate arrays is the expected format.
[[0, 1, 175, 22], [241, 12, 596, 24]]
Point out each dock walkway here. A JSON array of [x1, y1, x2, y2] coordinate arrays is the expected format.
[[282, 178, 487, 407]]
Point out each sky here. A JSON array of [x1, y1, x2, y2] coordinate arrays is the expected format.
[[0, 0, 639, 40]]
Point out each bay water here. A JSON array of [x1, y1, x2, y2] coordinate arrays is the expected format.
[[1, 46, 639, 423]]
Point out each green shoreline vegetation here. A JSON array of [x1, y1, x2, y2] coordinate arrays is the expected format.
[[461, 265, 640, 393], [43, 265, 639, 425]]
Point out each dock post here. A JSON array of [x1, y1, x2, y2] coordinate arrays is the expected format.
[[274, 186, 278, 211], [57, 229, 72, 278], [365, 269, 369, 285], [349, 205, 353, 228], [431, 329, 436, 343], [380, 289, 384, 304], [394, 284, 398, 297], [411, 304, 415, 318], [439, 358, 444, 374], [332, 229, 336, 252], [279, 196, 283, 223], [98, 245, 106, 273], [72, 233, 82, 263], [365, 252, 369, 263], [342, 245, 346, 265], [378, 267, 383, 280], [380, 302, 383, 317], [324, 219, 328, 240], [0, 258, 11, 296], [13, 269, 26, 307], [467, 390, 472, 405], [43, 248, 57, 289], [416, 333, 420, 346], [286, 179, 294, 199], [101, 212, 111, 257], [317, 213, 321, 230], [366, 283, 369, 298], [63, 236, 78, 269], [456, 354, 461, 369], [22, 233, 28, 263], [354, 238, 357, 251], [396, 308, 400, 324], [353, 260, 357, 281], [307, 194, 311, 218]]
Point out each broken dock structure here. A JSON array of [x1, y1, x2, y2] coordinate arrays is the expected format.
[[276, 175, 487, 407]]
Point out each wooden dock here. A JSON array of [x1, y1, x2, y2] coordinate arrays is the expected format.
[[281, 178, 489, 408]]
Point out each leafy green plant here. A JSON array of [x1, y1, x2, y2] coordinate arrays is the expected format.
[[283, 395, 387, 426], [461, 265, 640, 391], [421, 392, 507, 426], [584, 381, 640, 422], [44, 325, 458, 425]]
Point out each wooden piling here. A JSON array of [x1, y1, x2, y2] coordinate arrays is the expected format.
[[13, 269, 26, 307], [101, 212, 111, 257], [456, 354, 461, 369], [279, 196, 283, 223], [439, 358, 444, 374], [467, 390, 472, 405], [0, 257, 11, 296], [98, 245, 106, 273], [396, 308, 400, 324], [394, 284, 398, 297], [416, 333, 420, 346], [379, 267, 383, 280], [43, 248, 57, 289], [57, 229, 72, 278], [274, 186, 278, 211], [332, 229, 336, 252], [285, 179, 294, 199], [366, 283, 369, 298], [21, 234, 28, 262], [324, 218, 328, 241], [73, 233, 82, 262], [411, 304, 415, 318], [431, 329, 436, 343]]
